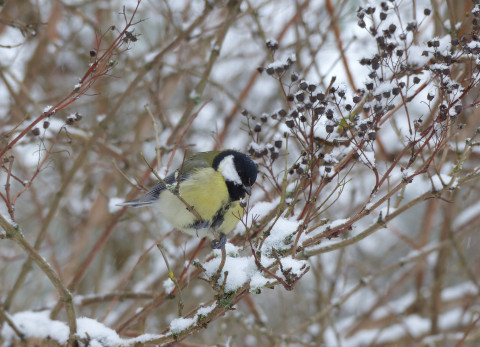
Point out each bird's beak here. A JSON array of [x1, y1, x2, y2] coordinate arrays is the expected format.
[[243, 185, 252, 196]]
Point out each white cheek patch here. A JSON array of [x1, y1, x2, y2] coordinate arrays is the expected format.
[[218, 155, 242, 185]]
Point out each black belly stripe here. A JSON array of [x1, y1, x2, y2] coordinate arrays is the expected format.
[[211, 202, 231, 230], [186, 202, 231, 231]]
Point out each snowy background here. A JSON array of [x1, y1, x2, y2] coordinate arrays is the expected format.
[[2, 0, 480, 345]]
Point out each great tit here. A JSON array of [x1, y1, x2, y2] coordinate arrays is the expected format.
[[119, 150, 257, 248]]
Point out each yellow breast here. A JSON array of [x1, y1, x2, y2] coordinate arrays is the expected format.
[[157, 168, 242, 237]]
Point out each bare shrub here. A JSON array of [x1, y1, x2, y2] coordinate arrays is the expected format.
[[2, 0, 480, 345]]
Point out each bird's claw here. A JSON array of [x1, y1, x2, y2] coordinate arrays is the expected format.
[[211, 233, 227, 249]]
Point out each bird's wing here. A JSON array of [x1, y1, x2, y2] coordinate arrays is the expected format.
[[118, 170, 183, 207], [118, 151, 219, 208]]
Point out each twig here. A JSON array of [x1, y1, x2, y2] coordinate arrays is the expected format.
[[0, 306, 23, 340], [0, 215, 77, 345], [157, 244, 184, 316]]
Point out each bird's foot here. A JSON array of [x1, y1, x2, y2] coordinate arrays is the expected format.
[[211, 233, 226, 249]]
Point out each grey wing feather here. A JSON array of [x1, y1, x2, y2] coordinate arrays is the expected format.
[[118, 170, 185, 207]]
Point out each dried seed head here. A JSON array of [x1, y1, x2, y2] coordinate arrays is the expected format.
[[295, 92, 305, 102], [285, 119, 295, 128], [32, 127, 40, 136], [315, 106, 325, 115], [357, 7, 365, 19], [266, 39, 279, 51], [43, 121, 50, 129], [406, 21, 417, 31], [326, 109, 334, 119]]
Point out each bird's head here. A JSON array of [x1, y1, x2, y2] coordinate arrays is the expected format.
[[213, 150, 258, 201]]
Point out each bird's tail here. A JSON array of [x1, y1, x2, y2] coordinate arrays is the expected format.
[[117, 181, 165, 207], [116, 193, 158, 207]]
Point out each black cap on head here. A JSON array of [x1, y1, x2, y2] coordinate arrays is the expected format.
[[213, 150, 258, 201]]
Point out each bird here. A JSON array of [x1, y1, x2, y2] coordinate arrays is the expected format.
[[118, 150, 257, 248]]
